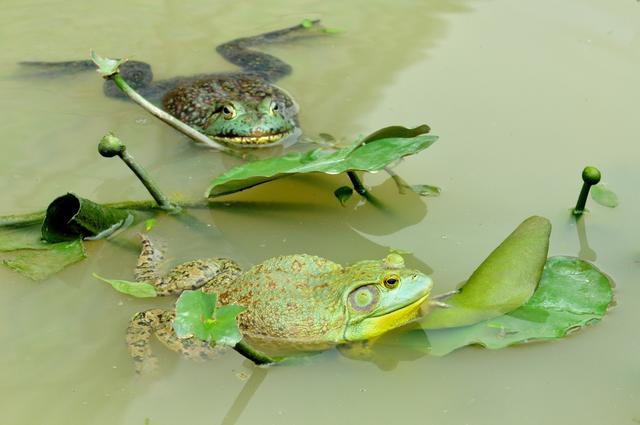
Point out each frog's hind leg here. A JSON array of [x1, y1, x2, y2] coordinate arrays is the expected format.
[[216, 20, 327, 81], [135, 234, 241, 296], [126, 309, 223, 374], [18, 59, 156, 100]]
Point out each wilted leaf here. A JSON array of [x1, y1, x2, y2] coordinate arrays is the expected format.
[[425, 256, 614, 355], [173, 290, 245, 346], [93, 273, 157, 298], [334, 186, 353, 206], [422, 216, 551, 329], [591, 184, 619, 208], [90, 50, 127, 77], [206, 125, 437, 197], [3, 239, 86, 281]]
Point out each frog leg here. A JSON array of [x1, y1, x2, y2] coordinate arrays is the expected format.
[[126, 308, 223, 374], [19, 59, 156, 100], [216, 19, 327, 81], [427, 290, 459, 309], [135, 234, 241, 296]]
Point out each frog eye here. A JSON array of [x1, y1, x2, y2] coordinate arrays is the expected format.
[[269, 101, 279, 115], [348, 285, 380, 312], [383, 274, 400, 289], [221, 105, 236, 120]]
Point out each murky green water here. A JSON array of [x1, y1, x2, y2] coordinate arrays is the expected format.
[[1, 0, 638, 424]]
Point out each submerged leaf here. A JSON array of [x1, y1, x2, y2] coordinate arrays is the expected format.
[[422, 216, 551, 329], [3, 239, 86, 281], [93, 273, 157, 298], [591, 184, 619, 208], [144, 218, 157, 232], [334, 186, 354, 206], [425, 256, 614, 355], [173, 290, 245, 346], [206, 125, 437, 197], [409, 184, 441, 197]]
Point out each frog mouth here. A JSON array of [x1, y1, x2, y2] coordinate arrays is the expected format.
[[210, 129, 293, 145]]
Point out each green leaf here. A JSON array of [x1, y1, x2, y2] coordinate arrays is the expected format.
[[422, 216, 551, 329], [173, 290, 245, 346], [3, 239, 86, 281], [300, 18, 314, 28], [591, 184, 619, 208], [409, 184, 441, 197], [41, 193, 132, 242], [425, 256, 614, 355], [0, 223, 46, 251], [90, 50, 126, 77], [144, 218, 157, 232], [206, 125, 437, 197], [334, 186, 353, 206], [93, 273, 157, 298]]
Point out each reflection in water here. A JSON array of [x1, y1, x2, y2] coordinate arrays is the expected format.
[[575, 216, 597, 261], [220, 364, 268, 425]]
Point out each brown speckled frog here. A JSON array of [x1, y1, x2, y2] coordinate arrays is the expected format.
[[127, 235, 434, 372], [22, 21, 328, 147]]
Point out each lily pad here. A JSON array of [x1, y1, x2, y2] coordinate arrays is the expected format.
[[2, 238, 86, 281], [206, 125, 437, 197], [425, 256, 614, 355], [591, 184, 619, 208], [92, 273, 157, 298], [422, 216, 551, 329], [173, 290, 246, 346]]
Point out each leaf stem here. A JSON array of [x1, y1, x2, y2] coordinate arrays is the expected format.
[[109, 74, 231, 152], [234, 340, 282, 365], [99, 134, 178, 212], [573, 166, 601, 216], [347, 171, 368, 196]]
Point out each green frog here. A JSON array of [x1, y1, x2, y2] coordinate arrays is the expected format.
[[127, 235, 434, 372], [21, 21, 328, 147]]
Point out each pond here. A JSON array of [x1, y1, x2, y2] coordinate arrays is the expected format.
[[1, 0, 638, 424]]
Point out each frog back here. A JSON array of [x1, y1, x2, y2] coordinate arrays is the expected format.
[[216, 254, 348, 348]]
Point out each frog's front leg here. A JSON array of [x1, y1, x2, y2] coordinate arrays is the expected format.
[[135, 234, 241, 296], [126, 308, 223, 374]]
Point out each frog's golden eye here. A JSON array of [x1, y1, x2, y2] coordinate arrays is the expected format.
[[383, 274, 400, 289], [222, 105, 236, 120]]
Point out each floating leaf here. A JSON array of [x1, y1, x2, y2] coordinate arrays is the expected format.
[[93, 273, 157, 298], [2, 239, 86, 281], [0, 223, 46, 251], [591, 184, 619, 208], [422, 216, 551, 329], [425, 256, 614, 355], [334, 186, 353, 206], [206, 125, 437, 197], [90, 50, 127, 77], [173, 290, 245, 346], [409, 184, 441, 197], [42, 193, 132, 242]]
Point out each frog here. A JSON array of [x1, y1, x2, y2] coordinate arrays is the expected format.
[[20, 20, 329, 147], [126, 234, 434, 372]]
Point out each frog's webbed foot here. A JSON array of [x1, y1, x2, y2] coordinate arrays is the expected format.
[[126, 308, 225, 374], [429, 289, 459, 309], [216, 20, 329, 81]]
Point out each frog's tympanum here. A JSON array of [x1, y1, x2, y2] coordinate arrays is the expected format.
[[127, 235, 433, 371], [23, 21, 328, 147]]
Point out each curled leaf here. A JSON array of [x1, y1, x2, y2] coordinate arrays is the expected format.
[[334, 186, 354, 206], [90, 50, 127, 77]]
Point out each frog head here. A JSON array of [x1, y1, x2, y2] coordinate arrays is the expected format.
[[202, 96, 297, 146], [340, 254, 433, 341]]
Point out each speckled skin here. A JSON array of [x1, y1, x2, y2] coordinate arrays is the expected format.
[[127, 235, 433, 372]]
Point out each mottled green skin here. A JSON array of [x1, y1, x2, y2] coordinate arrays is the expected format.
[[127, 236, 432, 371]]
